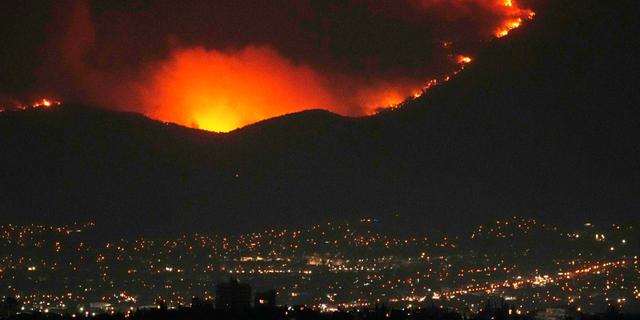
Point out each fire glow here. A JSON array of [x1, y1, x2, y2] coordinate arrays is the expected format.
[[0, 98, 61, 113], [139, 46, 339, 132], [495, 0, 536, 38], [31, 0, 535, 132], [138, 1, 534, 132]]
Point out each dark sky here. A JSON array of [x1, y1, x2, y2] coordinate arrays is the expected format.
[[0, 0, 536, 131]]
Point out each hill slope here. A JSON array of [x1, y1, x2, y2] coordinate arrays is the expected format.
[[1, 0, 638, 235]]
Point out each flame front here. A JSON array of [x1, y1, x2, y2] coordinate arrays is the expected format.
[[495, 0, 535, 38], [377, 0, 534, 112], [457, 55, 473, 64], [150, 0, 534, 131], [1, 98, 61, 112], [28, 0, 535, 132]]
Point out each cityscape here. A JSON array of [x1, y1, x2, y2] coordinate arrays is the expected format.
[[1, 217, 638, 318]]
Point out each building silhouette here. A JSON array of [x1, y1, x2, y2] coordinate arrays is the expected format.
[[215, 278, 251, 311], [0, 297, 20, 318]]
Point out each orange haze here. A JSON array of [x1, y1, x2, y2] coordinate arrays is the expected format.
[[138, 46, 437, 132], [135, 0, 534, 132], [41, 0, 535, 132], [140, 47, 340, 132]]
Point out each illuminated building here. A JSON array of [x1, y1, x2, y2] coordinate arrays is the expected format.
[[254, 290, 277, 309]]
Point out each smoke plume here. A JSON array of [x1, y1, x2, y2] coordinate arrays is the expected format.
[[8, 0, 535, 131]]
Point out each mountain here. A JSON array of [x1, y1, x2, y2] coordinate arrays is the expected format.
[[1, 0, 638, 236]]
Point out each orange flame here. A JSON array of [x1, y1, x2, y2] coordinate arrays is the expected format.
[[457, 55, 473, 64], [132, 1, 535, 131], [40, 99, 51, 107], [42, 1, 534, 132], [139, 47, 339, 132], [495, 0, 535, 38], [2, 98, 62, 112], [32, 98, 61, 109], [375, 0, 534, 112]]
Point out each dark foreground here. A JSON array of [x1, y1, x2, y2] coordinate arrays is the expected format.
[[2, 304, 640, 320]]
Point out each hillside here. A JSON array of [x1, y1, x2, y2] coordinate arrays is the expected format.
[[0, 0, 638, 236]]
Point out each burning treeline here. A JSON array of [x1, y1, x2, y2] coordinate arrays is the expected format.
[[29, 0, 534, 132]]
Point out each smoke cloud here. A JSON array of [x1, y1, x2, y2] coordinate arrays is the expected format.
[[5, 0, 534, 131]]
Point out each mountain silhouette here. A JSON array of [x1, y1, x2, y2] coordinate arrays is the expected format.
[[1, 0, 638, 235]]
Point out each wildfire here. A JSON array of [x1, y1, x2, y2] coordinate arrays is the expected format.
[[496, 18, 521, 38], [136, 1, 535, 131], [495, 0, 536, 38], [457, 55, 473, 65], [0, 98, 62, 112], [32, 1, 535, 132], [377, 0, 534, 113], [33, 98, 59, 108], [372, 53, 476, 113], [140, 46, 339, 132]]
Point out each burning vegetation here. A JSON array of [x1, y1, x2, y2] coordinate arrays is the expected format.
[[135, 0, 535, 131], [6, 0, 535, 132], [0, 98, 61, 113], [495, 0, 536, 37]]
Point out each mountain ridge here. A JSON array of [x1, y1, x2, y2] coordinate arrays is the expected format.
[[1, 0, 638, 236]]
